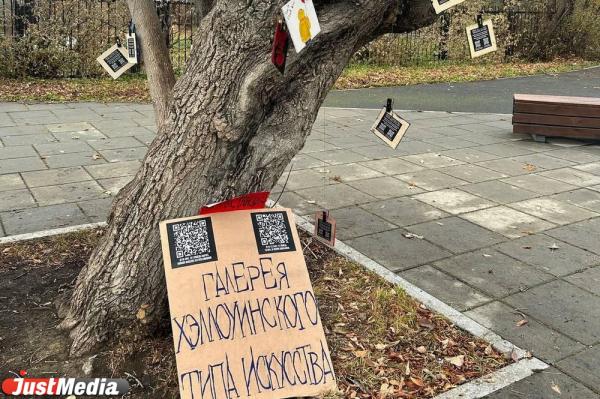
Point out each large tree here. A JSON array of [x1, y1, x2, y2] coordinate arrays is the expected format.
[[59, 0, 436, 356]]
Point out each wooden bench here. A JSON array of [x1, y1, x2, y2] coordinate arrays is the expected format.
[[513, 94, 600, 142]]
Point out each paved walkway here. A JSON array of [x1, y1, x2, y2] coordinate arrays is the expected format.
[[325, 66, 600, 113], [1, 103, 599, 397]]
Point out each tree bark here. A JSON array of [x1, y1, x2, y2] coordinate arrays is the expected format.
[[61, 0, 436, 356], [127, 0, 176, 126]]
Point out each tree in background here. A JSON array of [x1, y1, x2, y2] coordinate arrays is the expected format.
[[58, 0, 437, 356]]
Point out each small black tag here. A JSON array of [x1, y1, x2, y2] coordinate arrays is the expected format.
[[317, 218, 333, 241], [470, 25, 492, 52], [166, 217, 218, 269], [251, 211, 296, 254]]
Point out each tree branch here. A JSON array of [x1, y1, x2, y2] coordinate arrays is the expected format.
[[127, 0, 176, 127]]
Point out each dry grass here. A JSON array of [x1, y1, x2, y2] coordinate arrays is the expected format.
[[335, 59, 597, 90]]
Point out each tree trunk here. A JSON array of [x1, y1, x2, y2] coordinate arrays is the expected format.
[[60, 0, 436, 356], [127, 0, 176, 126]]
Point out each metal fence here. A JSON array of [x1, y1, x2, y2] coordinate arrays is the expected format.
[[0, 0, 562, 77]]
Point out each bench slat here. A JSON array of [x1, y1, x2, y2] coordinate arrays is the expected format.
[[513, 123, 600, 140], [513, 113, 600, 129], [513, 102, 600, 118], [514, 94, 600, 106]]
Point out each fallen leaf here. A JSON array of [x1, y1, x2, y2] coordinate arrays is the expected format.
[[445, 355, 465, 368], [551, 383, 561, 394], [516, 319, 528, 327], [416, 346, 427, 354], [403, 233, 424, 240], [418, 317, 434, 329], [375, 343, 387, 350], [410, 377, 424, 387], [549, 243, 560, 251], [484, 345, 493, 355], [354, 350, 368, 358]]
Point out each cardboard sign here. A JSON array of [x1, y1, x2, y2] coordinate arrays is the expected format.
[[97, 44, 135, 79], [432, 0, 466, 14], [282, 0, 321, 53], [371, 108, 410, 149], [159, 208, 336, 399], [466, 20, 497, 58], [314, 211, 336, 246]]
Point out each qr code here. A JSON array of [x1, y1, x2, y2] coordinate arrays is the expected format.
[[167, 218, 217, 268], [172, 220, 210, 259], [255, 213, 290, 246], [251, 212, 296, 254]]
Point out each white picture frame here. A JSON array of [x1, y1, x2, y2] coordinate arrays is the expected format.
[[97, 44, 136, 79], [466, 19, 498, 58], [432, 0, 466, 14], [281, 0, 321, 53]]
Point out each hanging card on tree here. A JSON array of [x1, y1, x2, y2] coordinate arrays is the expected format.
[[281, 0, 321, 53], [314, 211, 336, 247], [466, 18, 497, 58], [371, 100, 410, 149], [431, 0, 466, 14], [271, 20, 290, 73], [97, 43, 136, 79]]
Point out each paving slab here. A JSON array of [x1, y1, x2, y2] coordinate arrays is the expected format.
[[556, 346, 600, 393], [0, 125, 50, 136], [319, 163, 383, 182], [434, 248, 553, 297], [545, 218, 600, 255], [545, 148, 600, 164], [43, 152, 106, 169], [551, 189, 600, 213], [485, 367, 597, 399], [347, 176, 423, 199], [361, 197, 448, 226], [21, 167, 94, 188], [30, 181, 108, 206], [401, 152, 465, 169], [573, 162, 600, 175], [502, 174, 579, 195], [408, 217, 506, 254], [84, 160, 141, 179], [87, 137, 145, 151], [359, 157, 424, 175], [494, 234, 599, 277], [476, 158, 536, 177], [347, 229, 452, 271], [565, 266, 600, 295], [462, 206, 555, 239], [97, 176, 132, 194], [396, 169, 468, 191], [0, 145, 38, 160], [440, 148, 501, 163], [510, 153, 576, 170], [78, 197, 114, 223], [460, 181, 539, 204], [394, 140, 446, 155], [540, 168, 600, 187], [437, 164, 509, 183], [295, 184, 375, 209], [98, 147, 147, 162], [325, 206, 397, 240], [1, 134, 56, 146], [47, 122, 95, 133], [504, 280, 600, 345], [510, 197, 599, 225], [269, 191, 321, 216], [0, 156, 46, 174], [0, 189, 36, 212], [414, 188, 495, 214], [278, 169, 330, 191], [1, 203, 89, 235], [349, 145, 405, 159], [466, 302, 585, 363], [400, 265, 491, 311], [34, 141, 93, 156], [0, 174, 25, 191]]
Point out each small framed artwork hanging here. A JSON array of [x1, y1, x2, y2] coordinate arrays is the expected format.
[[371, 102, 410, 149], [97, 44, 136, 79], [466, 18, 498, 58], [431, 0, 466, 14]]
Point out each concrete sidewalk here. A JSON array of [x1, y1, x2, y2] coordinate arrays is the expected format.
[[0, 103, 599, 397]]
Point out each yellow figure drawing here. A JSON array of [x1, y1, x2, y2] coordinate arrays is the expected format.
[[298, 8, 311, 43]]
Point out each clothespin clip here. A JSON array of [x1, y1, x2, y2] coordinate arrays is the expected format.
[[116, 37, 122, 47], [322, 210, 328, 223], [386, 98, 393, 113], [477, 13, 484, 28], [128, 19, 136, 35]]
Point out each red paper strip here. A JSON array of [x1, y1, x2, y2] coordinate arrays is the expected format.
[[199, 192, 270, 215]]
